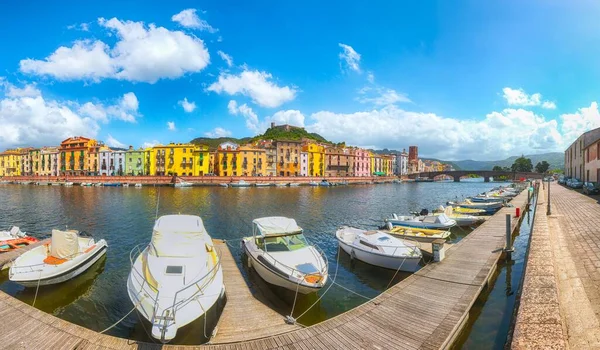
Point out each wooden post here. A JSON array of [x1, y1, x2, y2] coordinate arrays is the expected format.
[[505, 214, 513, 260]]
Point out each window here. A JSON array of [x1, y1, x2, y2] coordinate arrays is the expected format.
[[166, 266, 183, 274]]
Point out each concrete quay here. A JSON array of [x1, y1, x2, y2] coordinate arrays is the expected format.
[[512, 182, 600, 349]]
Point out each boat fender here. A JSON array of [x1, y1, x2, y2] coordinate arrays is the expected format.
[[386, 222, 393, 231]]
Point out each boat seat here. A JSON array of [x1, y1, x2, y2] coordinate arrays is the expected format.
[[364, 230, 378, 235], [44, 255, 68, 265]]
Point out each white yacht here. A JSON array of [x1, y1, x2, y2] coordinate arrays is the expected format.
[[242, 217, 328, 294], [127, 215, 224, 342], [386, 213, 456, 230]]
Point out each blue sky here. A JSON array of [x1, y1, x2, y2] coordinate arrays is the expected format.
[[1, 0, 600, 160]]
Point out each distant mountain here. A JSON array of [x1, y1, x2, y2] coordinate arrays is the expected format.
[[449, 152, 564, 171]]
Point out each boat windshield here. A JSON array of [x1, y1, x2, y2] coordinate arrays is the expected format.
[[256, 233, 309, 252]]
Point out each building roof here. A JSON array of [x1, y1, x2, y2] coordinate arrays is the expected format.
[[583, 127, 600, 150]]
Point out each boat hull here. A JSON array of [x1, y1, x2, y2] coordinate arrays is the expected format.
[[337, 240, 421, 272], [242, 240, 324, 294], [387, 219, 455, 230], [386, 232, 449, 244]]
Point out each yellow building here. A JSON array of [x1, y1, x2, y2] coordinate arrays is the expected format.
[[147, 143, 210, 176], [59, 136, 100, 175], [214, 141, 240, 177], [238, 145, 267, 176], [302, 142, 325, 177], [0, 150, 22, 176]]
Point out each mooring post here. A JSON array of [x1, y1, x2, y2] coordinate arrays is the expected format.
[[547, 179, 551, 215], [505, 213, 513, 260]]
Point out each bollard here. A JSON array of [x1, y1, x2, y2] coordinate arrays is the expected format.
[[547, 179, 551, 215], [516, 207, 520, 218], [505, 213, 513, 260]]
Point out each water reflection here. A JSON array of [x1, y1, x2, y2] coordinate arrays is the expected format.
[[0, 181, 507, 344]]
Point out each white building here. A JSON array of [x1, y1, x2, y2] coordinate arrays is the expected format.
[[113, 150, 126, 176], [396, 150, 408, 176], [98, 149, 113, 176], [300, 152, 308, 176]]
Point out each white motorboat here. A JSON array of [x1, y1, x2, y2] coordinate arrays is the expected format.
[[219, 183, 229, 187], [9, 229, 107, 287], [255, 183, 273, 187], [447, 200, 503, 212], [242, 217, 328, 294], [173, 180, 192, 188], [127, 215, 224, 342], [432, 206, 484, 227], [308, 181, 319, 186], [64, 182, 73, 187], [336, 226, 422, 272], [288, 183, 300, 187], [230, 180, 251, 188], [386, 213, 456, 230], [383, 224, 452, 243], [0, 226, 27, 242], [134, 183, 143, 187], [468, 195, 506, 203], [94, 183, 103, 187], [123, 183, 130, 187], [275, 183, 287, 187]]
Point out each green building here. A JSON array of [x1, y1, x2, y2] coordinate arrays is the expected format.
[[125, 146, 146, 175]]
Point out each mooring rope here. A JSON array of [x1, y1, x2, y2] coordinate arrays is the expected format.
[[98, 297, 144, 334], [31, 269, 42, 307]]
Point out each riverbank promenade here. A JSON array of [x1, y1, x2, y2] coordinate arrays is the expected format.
[[0, 190, 528, 349], [512, 183, 600, 349]]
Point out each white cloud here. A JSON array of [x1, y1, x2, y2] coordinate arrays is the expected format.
[[269, 110, 305, 127], [4, 83, 41, 98], [142, 140, 160, 149], [167, 121, 176, 131], [20, 18, 210, 84], [207, 69, 296, 108], [502, 87, 556, 109], [217, 50, 233, 67], [338, 43, 361, 73], [366, 71, 375, 84], [306, 105, 563, 160], [171, 9, 218, 32], [78, 92, 140, 123], [356, 86, 410, 106], [204, 127, 232, 138], [20, 40, 115, 82], [0, 82, 99, 150], [227, 100, 260, 133], [560, 102, 600, 146], [178, 97, 196, 113], [67, 23, 90, 31], [106, 134, 126, 148]]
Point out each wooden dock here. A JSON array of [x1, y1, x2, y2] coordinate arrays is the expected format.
[[210, 240, 300, 344], [0, 189, 529, 349]]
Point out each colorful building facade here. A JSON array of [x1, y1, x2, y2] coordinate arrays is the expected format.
[[353, 148, 371, 177], [303, 142, 325, 177], [0, 150, 22, 176], [59, 137, 101, 176], [275, 140, 302, 176], [39, 147, 60, 177], [125, 147, 146, 175]]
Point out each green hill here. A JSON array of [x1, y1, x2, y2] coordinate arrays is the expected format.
[[191, 126, 330, 149], [190, 137, 252, 150]]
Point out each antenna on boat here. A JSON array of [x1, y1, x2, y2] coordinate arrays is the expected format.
[[155, 187, 161, 221]]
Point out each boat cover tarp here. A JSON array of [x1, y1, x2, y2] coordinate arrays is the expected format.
[[51, 229, 79, 259], [253, 217, 302, 236], [151, 215, 206, 257]]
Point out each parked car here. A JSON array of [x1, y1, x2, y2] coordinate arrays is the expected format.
[[570, 178, 583, 189], [558, 175, 566, 184], [583, 182, 600, 195]]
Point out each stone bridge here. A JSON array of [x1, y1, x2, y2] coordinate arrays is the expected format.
[[408, 170, 543, 182]]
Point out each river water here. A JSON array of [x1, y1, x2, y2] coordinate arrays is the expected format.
[[0, 180, 509, 345]]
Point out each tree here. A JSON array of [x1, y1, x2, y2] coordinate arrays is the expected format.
[[492, 165, 503, 171], [511, 156, 533, 172], [535, 161, 550, 173]]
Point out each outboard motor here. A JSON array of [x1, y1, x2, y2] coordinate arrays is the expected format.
[[419, 209, 429, 216], [386, 222, 393, 230], [391, 213, 399, 220]]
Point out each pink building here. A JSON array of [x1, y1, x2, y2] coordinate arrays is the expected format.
[[353, 149, 371, 177]]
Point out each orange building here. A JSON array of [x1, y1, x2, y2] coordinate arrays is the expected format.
[[59, 136, 101, 176], [275, 140, 302, 176]]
